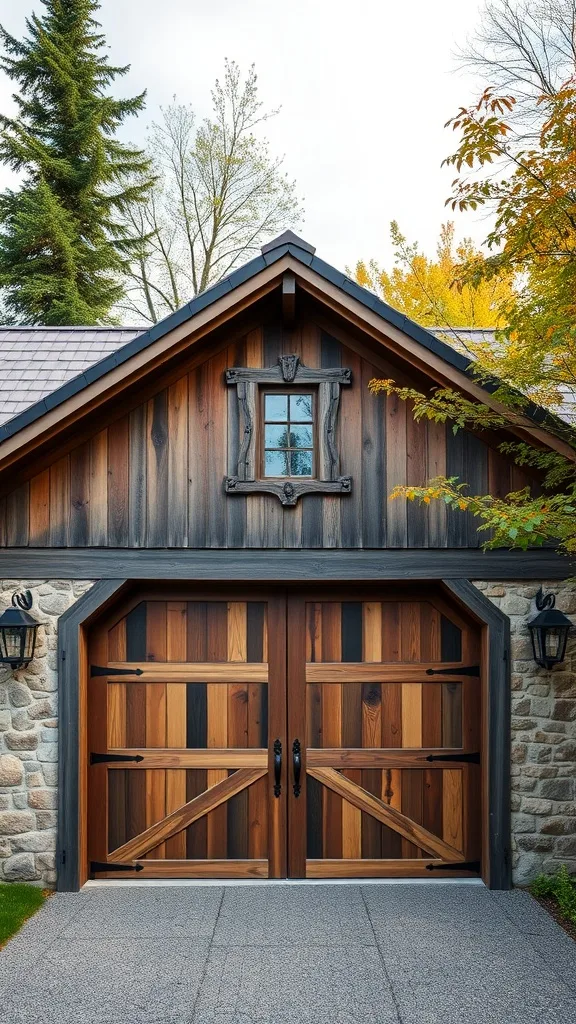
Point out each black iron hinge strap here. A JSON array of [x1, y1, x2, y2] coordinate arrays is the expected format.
[[426, 665, 480, 677], [91, 665, 144, 676], [426, 861, 480, 872], [90, 861, 143, 873], [90, 752, 144, 765], [426, 752, 480, 764]]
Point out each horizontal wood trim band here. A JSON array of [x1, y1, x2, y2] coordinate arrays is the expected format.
[[106, 749, 268, 768], [92, 860, 269, 879], [308, 766, 463, 862], [102, 663, 268, 682], [306, 748, 474, 768], [109, 767, 266, 861], [0, 548, 570, 579], [305, 859, 478, 878], [305, 662, 471, 683]]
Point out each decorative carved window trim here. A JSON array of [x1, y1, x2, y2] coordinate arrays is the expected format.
[[225, 355, 352, 506]]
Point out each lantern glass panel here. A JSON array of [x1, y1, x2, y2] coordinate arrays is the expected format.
[[0, 626, 24, 662]]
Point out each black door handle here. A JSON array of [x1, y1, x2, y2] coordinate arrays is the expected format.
[[292, 739, 302, 797], [273, 739, 282, 797]]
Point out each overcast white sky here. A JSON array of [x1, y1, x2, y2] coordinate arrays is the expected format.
[[0, 0, 488, 274]]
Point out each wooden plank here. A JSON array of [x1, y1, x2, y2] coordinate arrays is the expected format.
[[128, 404, 147, 547], [95, 859, 269, 879], [361, 359, 386, 547], [385, 391, 407, 547], [267, 594, 287, 878], [108, 749, 267, 768], [309, 766, 463, 862], [406, 402, 428, 547], [207, 349, 228, 548], [300, 323, 323, 547], [306, 748, 471, 767], [168, 377, 188, 547], [188, 364, 208, 547], [244, 328, 266, 548], [29, 471, 49, 546], [109, 768, 267, 862], [49, 455, 69, 546], [2, 547, 569, 579], [166, 600, 187, 858], [107, 416, 129, 547], [305, 663, 469, 683], [427, 419, 447, 546], [146, 392, 169, 546], [104, 663, 268, 682], [401, 684, 423, 749], [227, 602, 248, 857], [320, 602, 342, 859], [69, 445, 89, 546], [145, 603, 167, 858], [206, 600, 229, 858], [305, 859, 474, 878], [89, 429, 108, 546], [443, 768, 464, 852]]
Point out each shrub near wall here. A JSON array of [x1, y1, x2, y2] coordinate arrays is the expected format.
[[0, 581, 93, 886], [475, 581, 576, 884]]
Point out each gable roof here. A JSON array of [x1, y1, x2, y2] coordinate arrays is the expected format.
[[0, 231, 479, 443], [0, 230, 573, 466]]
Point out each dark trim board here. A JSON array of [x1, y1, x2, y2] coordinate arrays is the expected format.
[[56, 575, 511, 890], [0, 547, 571, 580], [57, 580, 127, 891], [442, 580, 511, 890]]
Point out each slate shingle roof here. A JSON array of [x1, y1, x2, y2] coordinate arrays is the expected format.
[[0, 326, 145, 425]]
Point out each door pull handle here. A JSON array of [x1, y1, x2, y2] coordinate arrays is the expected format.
[[273, 739, 282, 797], [292, 739, 302, 797]]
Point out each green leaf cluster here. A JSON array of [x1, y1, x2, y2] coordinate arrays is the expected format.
[[531, 865, 576, 925], [0, 0, 154, 325]]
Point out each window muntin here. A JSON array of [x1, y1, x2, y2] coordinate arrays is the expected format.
[[263, 392, 315, 477]]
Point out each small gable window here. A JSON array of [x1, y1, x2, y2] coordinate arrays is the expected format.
[[263, 392, 315, 478], [225, 355, 352, 505]]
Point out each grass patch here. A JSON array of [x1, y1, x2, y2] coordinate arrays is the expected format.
[[0, 883, 46, 947], [530, 865, 576, 940]]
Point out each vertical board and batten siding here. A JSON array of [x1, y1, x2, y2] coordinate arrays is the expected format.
[[0, 319, 533, 549]]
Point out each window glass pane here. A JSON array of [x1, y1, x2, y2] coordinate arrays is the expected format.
[[265, 425, 289, 448], [264, 450, 290, 476], [290, 450, 313, 476], [265, 394, 288, 421], [289, 425, 313, 448], [290, 394, 313, 421]]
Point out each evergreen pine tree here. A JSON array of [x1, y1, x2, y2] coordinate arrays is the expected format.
[[0, 0, 153, 325]]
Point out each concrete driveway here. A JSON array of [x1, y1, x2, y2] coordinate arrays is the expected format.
[[1, 881, 576, 1023]]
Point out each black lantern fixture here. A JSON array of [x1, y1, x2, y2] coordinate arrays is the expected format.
[[527, 588, 573, 669], [0, 591, 41, 670]]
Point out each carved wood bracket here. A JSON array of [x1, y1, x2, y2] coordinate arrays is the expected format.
[[224, 356, 352, 505]]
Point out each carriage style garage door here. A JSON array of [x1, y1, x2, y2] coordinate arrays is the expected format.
[[87, 586, 482, 880]]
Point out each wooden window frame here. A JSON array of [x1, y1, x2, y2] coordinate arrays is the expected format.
[[225, 355, 352, 506], [260, 387, 317, 481]]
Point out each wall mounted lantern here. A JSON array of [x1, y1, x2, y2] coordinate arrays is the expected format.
[[527, 588, 574, 669], [0, 591, 42, 670]]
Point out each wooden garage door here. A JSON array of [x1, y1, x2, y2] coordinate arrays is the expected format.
[[287, 591, 481, 878], [88, 593, 287, 879]]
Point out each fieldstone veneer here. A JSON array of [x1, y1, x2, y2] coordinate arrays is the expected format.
[[0, 577, 574, 887], [0, 580, 93, 886], [474, 580, 576, 885]]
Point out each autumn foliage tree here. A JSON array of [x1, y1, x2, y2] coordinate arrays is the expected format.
[[351, 221, 515, 331], [370, 84, 576, 554]]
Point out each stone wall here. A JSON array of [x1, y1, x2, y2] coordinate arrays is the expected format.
[[0, 580, 93, 886], [474, 580, 576, 885]]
